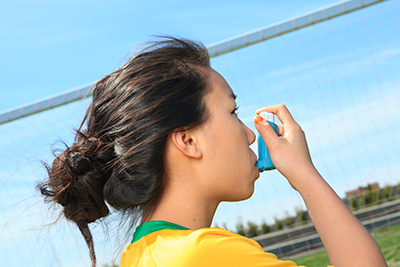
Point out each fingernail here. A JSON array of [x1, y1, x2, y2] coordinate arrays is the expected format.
[[254, 115, 263, 124]]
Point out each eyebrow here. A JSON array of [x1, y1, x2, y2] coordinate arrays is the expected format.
[[231, 93, 237, 100]]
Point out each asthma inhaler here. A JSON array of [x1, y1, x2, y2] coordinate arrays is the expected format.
[[256, 112, 278, 172]]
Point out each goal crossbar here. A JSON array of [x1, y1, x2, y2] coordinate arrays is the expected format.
[[0, 0, 386, 125]]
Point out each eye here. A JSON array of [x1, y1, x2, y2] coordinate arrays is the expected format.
[[232, 106, 239, 115]]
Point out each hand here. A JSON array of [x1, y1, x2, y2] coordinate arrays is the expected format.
[[254, 104, 316, 189], [255, 105, 387, 267]]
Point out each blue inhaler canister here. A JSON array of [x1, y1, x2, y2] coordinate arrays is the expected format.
[[256, 112, 278, 172]]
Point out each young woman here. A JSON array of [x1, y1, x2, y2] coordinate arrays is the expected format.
[[38, 37, 387, 267]]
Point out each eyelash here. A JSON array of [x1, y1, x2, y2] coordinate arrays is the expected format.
[[232, 106, 239, 114]]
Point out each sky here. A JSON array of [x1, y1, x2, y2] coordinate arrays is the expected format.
[[0, 0, 339, 111], [1, 0, 400, 266]]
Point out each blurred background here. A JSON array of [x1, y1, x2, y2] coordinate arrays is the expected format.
[[1, 0, 400, 266]]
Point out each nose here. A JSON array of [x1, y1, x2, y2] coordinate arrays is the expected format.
[[240, 120, 256, 145]]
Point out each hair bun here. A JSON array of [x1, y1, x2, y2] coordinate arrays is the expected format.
[[39, 133, 114, 226], [68, 152, 92, 175], [65, 135, 110, 177]]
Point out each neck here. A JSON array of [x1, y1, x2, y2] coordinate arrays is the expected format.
[[143, 184, 219, 230]]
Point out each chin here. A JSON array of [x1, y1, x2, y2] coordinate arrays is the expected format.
[[244, 190, 255, 200], [238, 185, 256, 201], [242, 191, 255, 201], [224, 187, 255, 202]]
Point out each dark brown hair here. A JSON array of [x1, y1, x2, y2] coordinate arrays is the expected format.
[[37, 37, 211, 267]]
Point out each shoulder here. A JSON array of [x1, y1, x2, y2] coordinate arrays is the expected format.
[[121, 228, 307, 267], [184, 228, 265, 253], [182, 228, 298, 266]]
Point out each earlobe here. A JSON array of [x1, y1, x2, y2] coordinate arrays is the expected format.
[[170, 130, 202, 159]]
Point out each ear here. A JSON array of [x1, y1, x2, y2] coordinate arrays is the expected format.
[[169, 129, 202, 159]]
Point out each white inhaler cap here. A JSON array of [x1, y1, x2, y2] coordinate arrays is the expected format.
[[259, 112, 274, 123]]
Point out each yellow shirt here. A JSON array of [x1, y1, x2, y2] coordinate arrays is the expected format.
[[121, 222, 334, 267]]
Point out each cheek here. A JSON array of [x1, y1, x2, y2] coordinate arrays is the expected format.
[[203, 118, 249, 169]]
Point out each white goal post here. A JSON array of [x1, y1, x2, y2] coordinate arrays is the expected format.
[[0, 0, 386, 125]]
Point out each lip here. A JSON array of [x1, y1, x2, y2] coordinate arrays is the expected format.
[[250, 150, 258, 164], [250, 151, 260, 171], [254, 163, 261, 179], [248, 150, 260, 179]]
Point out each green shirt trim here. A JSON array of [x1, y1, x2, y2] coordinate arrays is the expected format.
[[131, 221, 190, 243]]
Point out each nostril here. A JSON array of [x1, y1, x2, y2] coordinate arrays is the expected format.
[[246, 126, 256, 145], [249, 130, 256, 145], [240, 119, 255, 145]]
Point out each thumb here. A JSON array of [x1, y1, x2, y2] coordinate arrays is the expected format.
[[254, 115, 279, 149]]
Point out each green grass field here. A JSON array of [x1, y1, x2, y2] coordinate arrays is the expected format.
[[286, 224, 400, 267]]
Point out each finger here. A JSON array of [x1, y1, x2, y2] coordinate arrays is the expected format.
[[277, 123, 284, 137], [256, 104, 296, 125], [254, 115, 280, 149], [267, 122, 284, 137]]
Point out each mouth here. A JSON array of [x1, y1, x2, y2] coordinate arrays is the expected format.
[[251, 151, 260, 173], [250, 150, 258, 164]]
